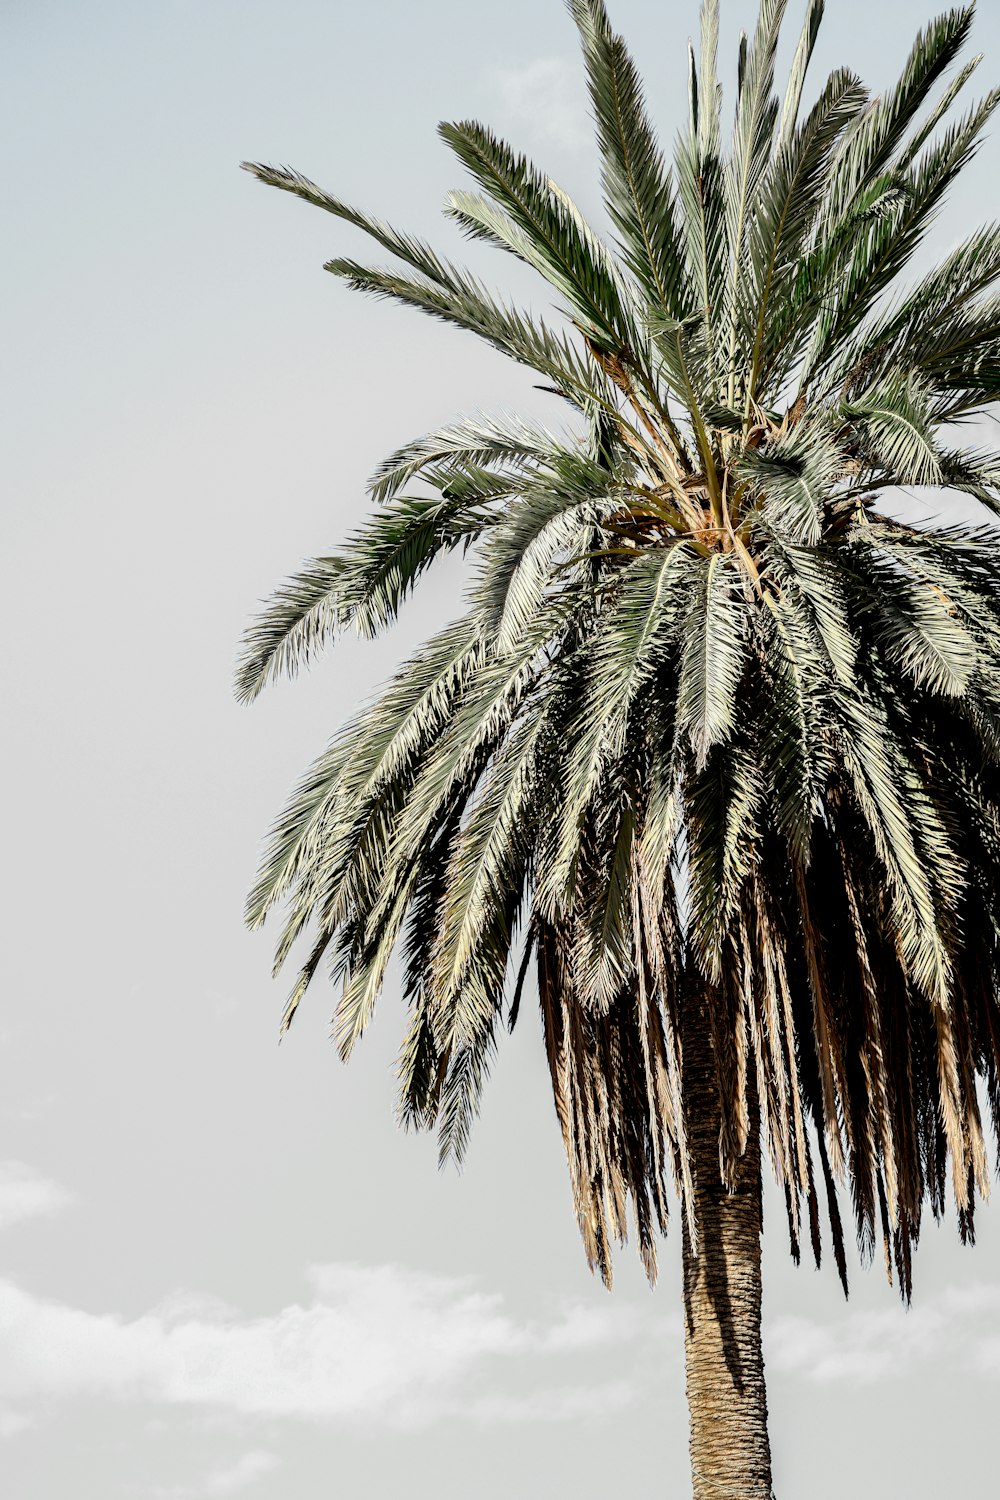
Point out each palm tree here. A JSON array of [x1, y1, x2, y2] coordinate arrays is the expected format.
[[236, 2, 1000, 1493]]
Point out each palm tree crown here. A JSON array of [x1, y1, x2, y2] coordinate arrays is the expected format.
[[238, 0, 1000, 1299]]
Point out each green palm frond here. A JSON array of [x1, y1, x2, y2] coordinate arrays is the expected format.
[[569, 0, 692, 322], [819, 7, 975, 228], [235, 556, 350, 704], [764, 539, 858, 685], [430, 704, 552, 1021], [835, 223, 1000, 395], [777, 0, 825, 149], [745, 69, 868, 399], [805, 80, 1000, 391], [842, 370, 943, 483], [246, 616, 481, 928], [678, 553, 749, 761], [323, 257, 601, 406], [438, 120, 646, 355], [739, 420, 842, 544], [367, 412, 566, 504], [754, 594, 828, 860], [535, 546, 697, 915], [725, 0, 791, 375], [851, 544, 978, 694], [240, 161, 462, 285]]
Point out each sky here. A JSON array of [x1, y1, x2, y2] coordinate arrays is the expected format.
[[4, 0, 1000, 1496]]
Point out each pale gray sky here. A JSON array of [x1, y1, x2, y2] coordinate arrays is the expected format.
[[4, 1, 1000, 1496]]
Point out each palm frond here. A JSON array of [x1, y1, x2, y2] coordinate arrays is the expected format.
[[569, 0, 692, 322], [368, 411, 565, 504], [439, 119, 643, 354], [777, 0, 825, 149], [842, 370, 943, 484], [678, 553, 749, 761], [324, 257, 602, 406], [235, 557, 349, 704]]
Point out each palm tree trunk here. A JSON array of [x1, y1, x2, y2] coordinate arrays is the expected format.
[[681, 995, 773, 1500]]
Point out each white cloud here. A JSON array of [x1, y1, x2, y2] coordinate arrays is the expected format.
[[0, 1263, 644, 1431], [202, 1452, 279, 1495], [0, 1403, 32, 1439], [146, 1450, 279, 1498], [3, 1092, 58, 1126], [0, 1162, 73, 1232], [768, 1282, 1000, 1384], [493, 59, 591, 151]]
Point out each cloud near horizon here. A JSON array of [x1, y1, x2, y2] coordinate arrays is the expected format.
[[0, 1261, 653, 1435], [0, 1162, 74, 1232], [143, 1449, 280, 1499], [769, 1283, 1000, 1384], [6, 1158, 1000, 1442]]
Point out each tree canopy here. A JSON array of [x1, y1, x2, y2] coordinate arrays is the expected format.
[[237, 0, 1000, 1299]]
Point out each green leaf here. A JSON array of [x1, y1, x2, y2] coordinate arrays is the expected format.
[[842, 371, 942, 484], [678, 553, 748, 761], [324, 258, 601, 406], [568, 1, 693, 322], [438, 119, 642, 353]]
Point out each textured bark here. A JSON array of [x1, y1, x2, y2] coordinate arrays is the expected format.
[[682, 995, 773, 1500]]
